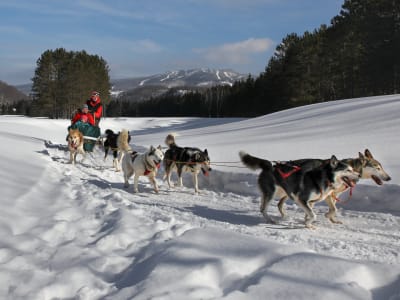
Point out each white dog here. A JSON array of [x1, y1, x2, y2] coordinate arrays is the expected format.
[[121, 145, 164, 193]]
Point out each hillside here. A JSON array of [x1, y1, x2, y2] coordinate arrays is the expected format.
[[0, 80, 29, 103], [111, 68, 246, 95]]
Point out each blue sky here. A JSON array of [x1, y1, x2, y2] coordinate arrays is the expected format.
[[0, 0, 344, 85]]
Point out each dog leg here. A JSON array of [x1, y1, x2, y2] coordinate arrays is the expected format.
[[260, 194, 277, 224], [165, 170, 174, 188], [116, 151, 124, 172], [324, 196, 342, 224], [124, 170, 132, 188], [177, 167, 184, 187], [80, 149, 86, 163], [303, 204, 317, 229], [293, 196, 317, 228], [113, 158, 121, 172], [277, 196, 288, 218], [150, 175, 159, 193], [104, 146, 109, 161], [69, 152, 74, 164], [133, 174, 139, 193], [192, 172, 199, 194]]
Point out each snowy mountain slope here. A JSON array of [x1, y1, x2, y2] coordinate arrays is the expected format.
[[0, 95, 400, 299], [111, 68, 246, 92]]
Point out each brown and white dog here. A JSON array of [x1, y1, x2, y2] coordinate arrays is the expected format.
[[67, 128, 85, 165]]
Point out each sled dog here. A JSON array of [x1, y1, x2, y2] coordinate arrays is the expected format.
[[239, 151, 359, 228], [68, 128, 85, 165], [121, 145, 164, 193], [163, 133, 211, 194], [276, 149, 391, 224], [103, 129, 131, 171]]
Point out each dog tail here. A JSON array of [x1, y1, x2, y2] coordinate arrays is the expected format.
[[165, 133, 178, 147], [239, 151, 273, 171], [118, 129, 132, 152]]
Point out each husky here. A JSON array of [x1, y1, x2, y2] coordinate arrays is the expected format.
[[163, 133, 211, 194], [121, 144, 164, 193], [239, 151, 359, 228], [103, 129, 131, 171], [67, 128, 85, 165], [276, 149, 391, 224]]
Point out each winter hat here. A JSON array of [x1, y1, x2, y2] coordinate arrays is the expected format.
[[82, 104, 88, 109]]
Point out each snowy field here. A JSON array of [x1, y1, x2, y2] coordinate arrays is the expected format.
[[0, 95, 399, 299]]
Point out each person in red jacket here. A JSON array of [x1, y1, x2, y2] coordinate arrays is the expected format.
[[71, 104, 95, 126], [86, 91, 103, 126]]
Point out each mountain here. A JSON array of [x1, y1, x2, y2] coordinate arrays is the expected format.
[[111, 68, 246, 96], [0, 81, 29, 104], [13, 68, 247, 99]]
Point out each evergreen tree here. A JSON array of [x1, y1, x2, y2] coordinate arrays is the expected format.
[[31, 48, 111, 118]]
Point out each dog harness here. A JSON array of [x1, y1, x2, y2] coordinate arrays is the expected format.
[[144, 163, 161, 175], [275, 164, 301, 179]]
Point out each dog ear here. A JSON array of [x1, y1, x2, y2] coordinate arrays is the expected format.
[[204, 149, 208, 155], [330, 155, 339, 168], [149, 145, 155, 153], [364, 149, 373, 159], [358, 152, 367, 167]]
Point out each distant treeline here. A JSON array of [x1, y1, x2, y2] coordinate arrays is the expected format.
[[4, 0, 399, 118], [108, 0, 400, 117]]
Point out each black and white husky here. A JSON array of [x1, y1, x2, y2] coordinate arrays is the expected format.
[[163, 133, 211, 194], [121, 144, 164, 193], [239, 151, 360, 228]]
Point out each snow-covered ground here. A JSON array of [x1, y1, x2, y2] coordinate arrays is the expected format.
[[0, 95, 399, 299]]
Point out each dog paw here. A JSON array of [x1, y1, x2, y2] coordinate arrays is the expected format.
[[305, 223, 317, 230], [330, 218, 343, 224]]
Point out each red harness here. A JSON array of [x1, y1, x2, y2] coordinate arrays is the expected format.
[[276, 165, 301, 179], [144, 163, 160, 175]]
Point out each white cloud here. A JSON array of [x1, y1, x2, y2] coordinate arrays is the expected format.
[[195, 38, 274, 65]]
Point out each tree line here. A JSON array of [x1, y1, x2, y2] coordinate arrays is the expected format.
[[108, 0, 400, 117]]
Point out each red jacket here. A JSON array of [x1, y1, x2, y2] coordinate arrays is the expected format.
[[87, 97, 103, 123], [71, 111, 95, 126]]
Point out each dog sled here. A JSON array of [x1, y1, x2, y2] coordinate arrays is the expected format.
[[68, 122, 102, 152]]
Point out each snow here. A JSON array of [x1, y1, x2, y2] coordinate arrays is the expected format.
[[0, 95, 400, 299]]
